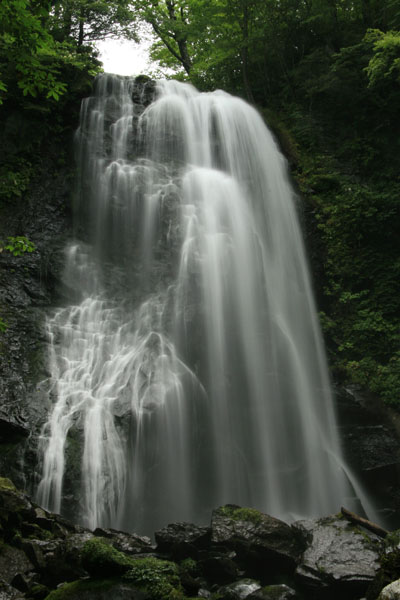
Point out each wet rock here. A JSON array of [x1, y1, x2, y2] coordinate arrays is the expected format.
[[0, 478, 36, 531], [0, 418, 29, 443], [248, 584, 298, 600], [42, 580, 147, 600], [378, 579, 400, 599], [211, 505, 302, 578], [0, 156, 74, 488], [155, 522, 211, 559], [0, 580, 24, 600], [294, 515, 382, 599], [218, 578, 261, 600], [132, 76, 157, 107], [93, 527, 152, 555], [0, 544, 34, 584], [335, 385, 400, 529], [200, 553, 239, 584]]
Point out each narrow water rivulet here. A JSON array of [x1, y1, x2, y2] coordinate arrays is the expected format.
[[36, 75, 375, 534]]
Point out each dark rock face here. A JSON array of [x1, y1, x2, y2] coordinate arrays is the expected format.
[[335, 385, 400, 529], [131, 76, 157, 107], [0, 156, 74, 490]]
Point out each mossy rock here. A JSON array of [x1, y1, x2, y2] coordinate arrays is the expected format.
[[81, 537, 134, 576], [215, 505, 263, 525], [0, 477, 16, 491], [44, 578, 145, 600], [123, 556, 184, 600]]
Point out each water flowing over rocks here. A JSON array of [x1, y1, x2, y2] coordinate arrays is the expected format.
[[34, 73, 377, 534], [0, 480, 399, 600], [0, 72, 399, 555]]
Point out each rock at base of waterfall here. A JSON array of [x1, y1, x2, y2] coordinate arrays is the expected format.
[[154, 522, 211, 559], [217, 579, 261, 600], [248, 584, 298, 600], [378, 579, 400, 599], [294, 515, 382, 598], [211, 505, 303, 577]]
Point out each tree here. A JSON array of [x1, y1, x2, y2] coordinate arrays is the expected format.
[[49, 0, 138, 46]]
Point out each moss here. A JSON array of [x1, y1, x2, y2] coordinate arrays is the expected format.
[[81, 537, 134, 576], [123, 556, 184, 600], [261, 585, 293, 599], [23, 522, 54, 541], [179, 558, 199, 576], [43, 578, 120, 600], [30, 583, 49, 599], [0, 477, 16, 491], [216, 505, 263, 525], [366, 548, 400, 600]]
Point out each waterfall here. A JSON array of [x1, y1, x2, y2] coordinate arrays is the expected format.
[[36, 74, 370, 534]]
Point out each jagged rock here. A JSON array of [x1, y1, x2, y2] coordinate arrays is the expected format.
[[199, 553, 239, 584], [0, 418, 29, 443], [93, 527, 152, 555], [0, 544, 34, 585], [41, 580, 147, 600], [218, 578, 261, 600], [294, 515, 382, 599], [0, 478, 36, 531], [335, 385, 400, 528], [155, 522, 211, 559], [378, 579, 400, 599], [211, 505, 303, 579], [248, 584, 298, 600], [132, 76, 157, 106], [0, 580, 24, 600]]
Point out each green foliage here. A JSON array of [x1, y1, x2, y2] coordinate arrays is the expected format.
[[365, 29, 400, 87], [123, 556, 184, 600], [179, 558, 199, 576], [0, 159, 32, 200], [81, 537, 133, 576], [1, 236, 36, 256], [0, 318, 7, 333]]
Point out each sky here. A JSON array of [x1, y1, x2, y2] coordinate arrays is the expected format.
[[97, 38, 154, 76]]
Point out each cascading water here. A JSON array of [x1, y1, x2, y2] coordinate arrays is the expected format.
[[36, 74, 373, 534]]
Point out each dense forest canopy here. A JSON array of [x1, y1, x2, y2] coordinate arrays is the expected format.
[[0, 0, 399, 405]]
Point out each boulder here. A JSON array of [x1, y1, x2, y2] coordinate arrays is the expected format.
[[0, 580, 25, 600], [218, 579, 261, 600], [248, 584, 298, 599], [93, 527, 152, 556], [211, 505, 302, 579], [294, 515, 382, 599], [39, 580, 147, 600], [0, 545, 34, 585], [378, 579, 400, 599], [155, 522, 211, 559]]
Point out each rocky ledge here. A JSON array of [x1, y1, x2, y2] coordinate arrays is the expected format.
[[1, 479, 400, 600]]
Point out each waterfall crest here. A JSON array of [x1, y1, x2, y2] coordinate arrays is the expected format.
[[37, 75, 368, 533]]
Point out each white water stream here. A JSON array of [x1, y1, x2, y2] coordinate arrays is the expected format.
[[36, 75, 372, 533]]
